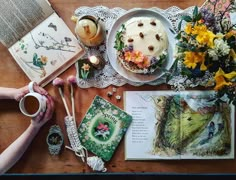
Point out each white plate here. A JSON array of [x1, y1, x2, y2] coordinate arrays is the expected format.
[[106, 8, 175, 83]]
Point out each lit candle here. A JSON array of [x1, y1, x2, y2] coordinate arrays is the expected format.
[[89, 56, 100, 65], [88, 55, 105, 70]]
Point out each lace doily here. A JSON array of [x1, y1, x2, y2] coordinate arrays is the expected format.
[[74, 5, 195, 88]]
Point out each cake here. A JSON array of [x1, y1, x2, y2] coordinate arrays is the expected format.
[[114, 17, 169, 74]]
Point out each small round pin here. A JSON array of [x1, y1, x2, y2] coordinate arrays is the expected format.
[[115, 95, 121, 102], [107, 91, 113, 99]]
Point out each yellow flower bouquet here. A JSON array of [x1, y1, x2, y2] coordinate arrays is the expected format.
[[168, 0, 236, 105]]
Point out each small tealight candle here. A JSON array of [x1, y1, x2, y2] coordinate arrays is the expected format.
[[88, 55, 105, 70], [89, 56, 100, 65]]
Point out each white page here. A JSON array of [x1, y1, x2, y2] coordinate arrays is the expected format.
[[0, 0, 54, 47], [124, 91, 181, 160]]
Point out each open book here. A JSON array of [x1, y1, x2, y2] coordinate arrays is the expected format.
[[0, 0, 85, 87], [124, 91, 235, 160]]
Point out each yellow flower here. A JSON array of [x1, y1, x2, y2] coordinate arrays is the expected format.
[[225, 30, 236, 39], [214, 68, 236, 90], [230, 49, 236, 62], [196, 30, 215, 48], [214, 75, 232, 90], [82, 63, 90, 71], [192, 24, 207, 35], [124, 51, 133, 62], [133, 51, 144, 63], [190, 24, 215, 47], [40, 56, 48, 64], [200, 57, 207, 71], [184, 23, 193, 34], [184, 51, 205, 69], [142, 56, 150, 68]]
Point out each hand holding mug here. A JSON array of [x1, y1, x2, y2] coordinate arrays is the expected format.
[[19, 82, 47, 117], [14, 82, 48, 101]]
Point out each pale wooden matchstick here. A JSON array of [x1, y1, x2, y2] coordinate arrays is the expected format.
[[67, 75, 77, 125], [53, 77, 71, 117]]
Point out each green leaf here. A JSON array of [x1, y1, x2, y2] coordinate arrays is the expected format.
[[178, 20, 183, 31], [182, 37, 188, 42], [33, 55, 43, 68], [181, 15, 193, 22], [195, 13, 202, 21], [176, 42, 188, 49], [233, 100, 236, 106], [190, 46, 197, 51], [33, 53, 38, 62], [181, 67, 193, 77], [193, 6, 198, 20], [176, 32, 182, 39]]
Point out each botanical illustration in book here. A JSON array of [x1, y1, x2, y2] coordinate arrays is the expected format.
[[0, 0, 85, 87], [124, 91, 234, 160], [78, 95, 132, 161], [8, 13, 84, 86]]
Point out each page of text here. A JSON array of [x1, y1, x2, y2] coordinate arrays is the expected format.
[[0, 0, 54, 48], [124, 91, 181, 160]]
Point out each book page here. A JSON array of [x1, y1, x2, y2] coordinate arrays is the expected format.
[[0, 0, 54, 48], [179, 91, 235, 159], [8, 12, 85, 87], [124, 91, 181, 160], [124, 91, 235, 160]]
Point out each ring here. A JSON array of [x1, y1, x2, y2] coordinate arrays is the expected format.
[[28, 81, 36, 93]]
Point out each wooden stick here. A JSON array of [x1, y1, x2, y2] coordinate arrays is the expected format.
[[70, 84, 76, 126], [58, 87, 71, 117]]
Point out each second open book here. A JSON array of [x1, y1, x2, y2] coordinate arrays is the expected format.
[[124, 90, 235, 160]]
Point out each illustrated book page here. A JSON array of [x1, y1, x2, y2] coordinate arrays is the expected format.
[[78, 95, 132, 161], [8, 12, 85, 87], [124, 91, 235, 160], [0, 0, 54, 48]]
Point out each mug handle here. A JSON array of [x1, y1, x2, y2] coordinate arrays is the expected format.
[[28, 81, 36, 93]]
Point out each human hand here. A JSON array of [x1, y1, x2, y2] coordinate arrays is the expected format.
[[14, 82, 48, 101], [30, 94, 55, 129]]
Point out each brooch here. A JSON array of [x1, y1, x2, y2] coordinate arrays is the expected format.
[[46, 125, 64, 155]]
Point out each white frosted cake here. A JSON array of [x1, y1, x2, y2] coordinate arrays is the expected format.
[[114, 16, 169, 74]]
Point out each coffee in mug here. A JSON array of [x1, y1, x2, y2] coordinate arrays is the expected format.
[[19, 82, 47, 117]]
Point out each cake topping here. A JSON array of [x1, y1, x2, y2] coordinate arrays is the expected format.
[[148, 45, 154, 51], [138, 22, 143, 26], [128, 38, 134, 42], [139, 32, 144, 38], [150, 21, 156, 26], [156, 34, 160, 41]]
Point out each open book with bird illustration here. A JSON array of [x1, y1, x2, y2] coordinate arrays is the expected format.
[[124, 90, 235, 160], [0, 0, 85, 87]]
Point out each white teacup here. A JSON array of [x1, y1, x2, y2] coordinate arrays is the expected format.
[[19, 82, 47, 117]]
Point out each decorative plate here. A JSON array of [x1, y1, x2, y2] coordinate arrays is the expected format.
[[106, 8, 175, 83]]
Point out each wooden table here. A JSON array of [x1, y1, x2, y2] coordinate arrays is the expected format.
[[1, 0, 235, 175]]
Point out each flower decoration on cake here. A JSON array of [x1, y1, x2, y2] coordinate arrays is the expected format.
[[167, 0, 236, 105], [114, 17, 168, 74]]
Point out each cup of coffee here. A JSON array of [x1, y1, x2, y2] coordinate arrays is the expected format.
[[19, 82, 47, 117]]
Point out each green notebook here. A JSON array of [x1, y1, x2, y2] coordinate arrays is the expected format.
[[78, 95, 132, 161]]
